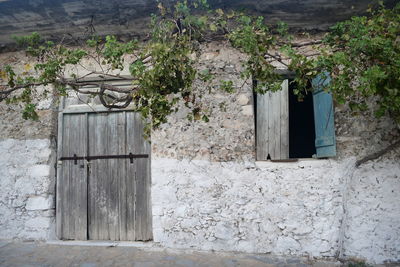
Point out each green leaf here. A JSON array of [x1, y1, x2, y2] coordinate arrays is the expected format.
[[209, 23, 217, 32]]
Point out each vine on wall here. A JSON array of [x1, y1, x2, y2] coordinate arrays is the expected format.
[[0, 1, 399, 137]]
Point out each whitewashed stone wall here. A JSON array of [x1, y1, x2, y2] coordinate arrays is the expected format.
[[152, 158, 352, 257], [0, 51, 56, 240], [343, 155, 400, 264], [0, 139, 55, 240], [151, 41, 400, 264], [151, 156, 400, 264], [0, 42, 399, 264]]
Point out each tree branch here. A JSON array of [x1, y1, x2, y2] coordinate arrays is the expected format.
[[0, 82, 47, 101], [58, 77, 136, 93], [98, 83, 133, 109], [291, 40, 323, 47], [355, 139, 400, 167], [1, 76, 139, 105], [265, 52, 289, 67]]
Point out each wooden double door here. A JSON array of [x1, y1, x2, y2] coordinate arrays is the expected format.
[[56, 110, 152, 241]]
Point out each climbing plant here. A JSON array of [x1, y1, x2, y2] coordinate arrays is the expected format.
[[0, 0, 399, 136]]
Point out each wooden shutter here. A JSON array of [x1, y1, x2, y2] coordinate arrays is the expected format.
[[312, 72, 337, 158], [256, 80, 289, 160]]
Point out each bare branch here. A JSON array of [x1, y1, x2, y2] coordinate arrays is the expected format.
[[290, 40, 323, 47], [1, 76, 139, 105], [58, 77, 137, 93], [265, 52, 289, 67], [74, 72, 127, 81], [0, 82, 45, 96], [98, 83, 133, 109], [355, 139, 400, 167]]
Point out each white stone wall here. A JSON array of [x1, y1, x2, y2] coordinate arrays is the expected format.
[[0, 42, 399, 265], [151, 157, 400, 264], [343, 157, 400, 263], [151, 158, 350, 257], [0, 139, 55, 240], [149, 41, 400, 264]]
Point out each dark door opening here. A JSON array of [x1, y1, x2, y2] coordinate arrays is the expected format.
[[289, 81, 316, 158]]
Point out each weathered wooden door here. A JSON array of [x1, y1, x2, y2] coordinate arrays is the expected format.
[[56, 109, 152, 241]]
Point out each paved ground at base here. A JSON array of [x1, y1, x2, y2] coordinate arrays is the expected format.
[[0, 240, 348, 267]]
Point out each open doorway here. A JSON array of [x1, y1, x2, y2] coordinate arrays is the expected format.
[[288, 81, 316, 158]]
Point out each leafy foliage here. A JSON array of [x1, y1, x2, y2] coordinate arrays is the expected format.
[[319, 2, 400, 121], [1, 0, 399, 134]]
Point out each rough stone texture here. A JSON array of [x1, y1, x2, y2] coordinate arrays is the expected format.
[[0, 51, 56, 140], [343, 152, 400, 264], [151, 41, 400, 160], [151, 156, 400, 264], [152, 42, 255, 162], [150, 42, 400, 264], [0, 107, 54, 140], [151, 158, 350, 258], [0, 50, 56, 240], [334, 102, 400, 160], [0, 139, 55, 240]]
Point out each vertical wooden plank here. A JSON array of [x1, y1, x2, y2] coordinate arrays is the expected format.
[[268, 91, 274, 159], [69, 115, 76, 239], [267, 90, 279, 160], [118, 111, 128, 240], [280, 80, 289, 159], [74, 113, 88, 240], [135, 112, 152, 241], [88, 113, 108, 240], [256, 91, 269, 160], [127, 112, 152, 241], [125, 112, 136, 240], [87, 112, 96, 240], [272, 89, 282, 159], [107, 113, 118, 241], [61, 114, 70, 239], [88, 113, 98, 239], [88, 112, 128, 240], [107, 112, 126, 241], [145, 118, 152, 241], [60, 113, 87, 240]]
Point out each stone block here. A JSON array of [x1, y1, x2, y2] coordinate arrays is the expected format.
[[237, 94, 249, 105], [241, 105, 253, 116], [152, 205, 164, 216], [276, 236, 301, 252], [213, 223, 235, 240], [25, 195, 53, 210], [28, 165, 50, 179], [25, 217, 50, 229]]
